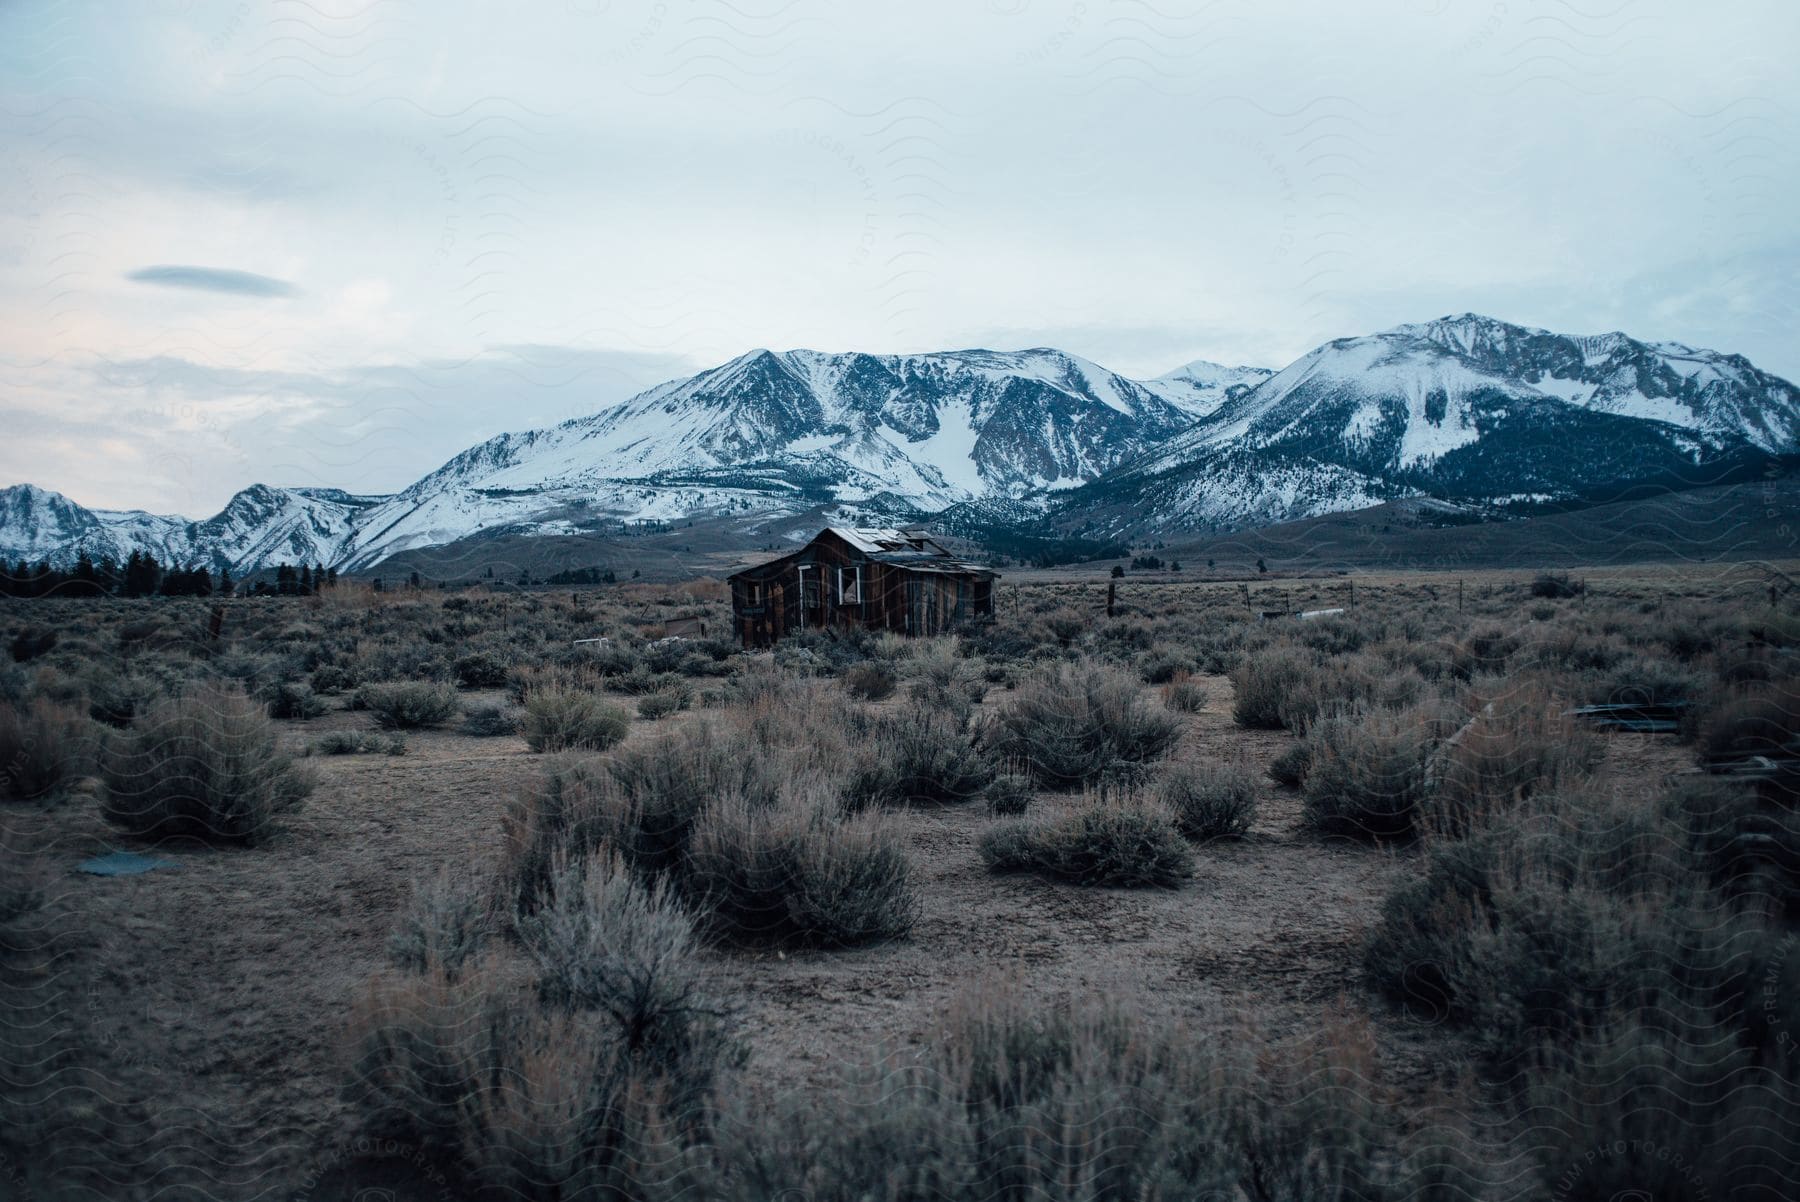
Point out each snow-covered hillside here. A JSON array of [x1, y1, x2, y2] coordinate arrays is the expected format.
[[1057, 314, 1797, 534], [329, 347, 1224, 568]]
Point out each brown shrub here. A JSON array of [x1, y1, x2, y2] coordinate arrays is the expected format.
[[979, 793, 1193, 888], [982, 660, 1182, 789], [1696, 683, 1800, 762], [685, 788, 916, 946], [1301, 701, 1459, 840], [1424, 685, 1602, 838], [523, 689, 630, 753], [355, 680, 462, 729], [1158, 760, 1259, 840], [0, 697, 92, 800], [99, 686, 312, 844]]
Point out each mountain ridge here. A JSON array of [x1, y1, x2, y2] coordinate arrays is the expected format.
[[5, 315, 1797, 572]]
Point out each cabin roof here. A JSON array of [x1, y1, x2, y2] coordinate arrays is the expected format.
[[726, 525, 996, 582], [828, 526, 933, 554]]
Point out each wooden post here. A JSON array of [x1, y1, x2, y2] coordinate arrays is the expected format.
[[1106, 580, 1116, 618], [1458, 579, 1464, 613], [1348, 579, 1355, 610], [1241, 583, 1251, 615]]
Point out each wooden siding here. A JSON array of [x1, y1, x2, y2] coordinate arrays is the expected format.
[[729, 529, 995, 647]]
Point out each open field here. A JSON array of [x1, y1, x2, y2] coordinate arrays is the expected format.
[[4, 562, 1800, 1199]]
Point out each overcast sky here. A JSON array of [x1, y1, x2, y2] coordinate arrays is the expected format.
[[2, 0, 1796, 516]]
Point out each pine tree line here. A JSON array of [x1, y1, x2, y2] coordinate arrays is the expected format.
[[0, 552, 339, 599]]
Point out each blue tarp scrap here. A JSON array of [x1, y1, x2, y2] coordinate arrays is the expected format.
[[78, 851, 178, 876]]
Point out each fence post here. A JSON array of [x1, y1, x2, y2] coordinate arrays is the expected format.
[[1106, 580, 1116, 618], [1458, 579, 1464, 613]]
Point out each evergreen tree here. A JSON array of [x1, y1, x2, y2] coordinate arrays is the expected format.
[[219, 566, 235, 597], [123, 551, 163, 598], [299, 564, 314, 594], [325, 567, 338, 589]]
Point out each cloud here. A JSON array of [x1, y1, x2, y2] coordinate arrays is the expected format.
[[125, 265, 298, 298]]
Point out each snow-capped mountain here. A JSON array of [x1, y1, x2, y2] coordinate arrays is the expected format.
[[4, 317, 1796, 572], [1, 484, 183, 566], [1056, 314, 1800, 534], [329, 347, 1217, 568], [1140, 359, 1273, 419], [0, 483, 387, 573]]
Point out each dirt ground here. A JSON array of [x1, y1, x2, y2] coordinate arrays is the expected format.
[[10, 674, 1694, 1200]]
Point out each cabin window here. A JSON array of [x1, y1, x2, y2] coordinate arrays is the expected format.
[[745, 582, 761, 605], [802, 578, 819, 606], [839, 565, 862, 603]]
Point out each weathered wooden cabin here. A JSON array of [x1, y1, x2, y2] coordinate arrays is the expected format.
[[727, 527, 998, 647]]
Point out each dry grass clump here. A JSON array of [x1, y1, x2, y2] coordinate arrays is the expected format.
[[387, 866, 494, 980], [845, 704, 996, 809], [348, 855, 737, 1197], [980, 793, 1193, 888], [501, 721, 917, 948], [1425, 685, 1601, 838], [99, 685, 313, 844], [517, 852, 723, 1044], [1229, 643, 1315, 729], [355, 680, 462, 729], [686, 789, 916, 945], [84, 671, 165, 728], [522, 688, 631, 752], [460, 701, 519, 737], [1522, 1015, 1800, 1202], [262, 678, 327, 720], [1160, 673, 1207, 713], [1300, 701, 1458, 840], [1158, 760, 1259, 840], [716, 983, 1482, 1201], [982, 660, 1181, 789], [1694, 681, 1800, 761], [982, 772, 1035, 817], [1268, 741, 1311, 788], [0, 696, 92, 800], [500, 755, 619, 913], [1230, 642, 1387, 733], [843, 660, 898, 701], [452, 650, 510, 689], [636, 687, 691, 720], [1369, 812, 1770, 1069], [309, 730, 406, 756]]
